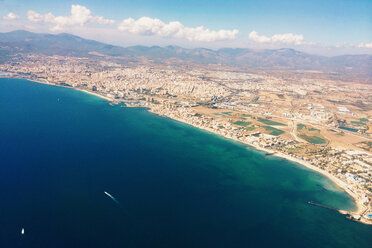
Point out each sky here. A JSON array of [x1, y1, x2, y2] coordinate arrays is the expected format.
[[0, 0, 371, 55]]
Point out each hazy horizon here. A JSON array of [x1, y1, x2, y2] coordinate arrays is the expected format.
[[2, 29, 371, 58], [1, 0, 371, 56]]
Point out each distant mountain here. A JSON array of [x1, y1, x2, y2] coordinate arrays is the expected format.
[[0, 30, 128, 57], [1, 30, 371, 81]]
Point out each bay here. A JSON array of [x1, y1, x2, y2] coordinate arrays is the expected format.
[[0, 78, 371, 247]]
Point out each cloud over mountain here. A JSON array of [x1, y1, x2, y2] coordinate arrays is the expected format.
[[2, 12, 19, 20], [4, 3, 368, 54], [27, 5, 115, 31], [248, 30, 305, 45], [118, 16, 239, 42]]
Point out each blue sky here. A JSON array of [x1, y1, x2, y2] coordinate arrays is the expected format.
[[1, 0, 371, 55]]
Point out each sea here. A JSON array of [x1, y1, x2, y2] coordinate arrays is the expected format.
[[0, 78, 371, 247]]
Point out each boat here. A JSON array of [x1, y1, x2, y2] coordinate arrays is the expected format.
[[104, 191, 113, 198], [104, 191, 120, 205]]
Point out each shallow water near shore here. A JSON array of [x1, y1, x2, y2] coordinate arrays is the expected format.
[[0, 78, 371, 247]]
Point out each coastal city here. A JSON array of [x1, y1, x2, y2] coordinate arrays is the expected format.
[[1, 54, 371, 224]]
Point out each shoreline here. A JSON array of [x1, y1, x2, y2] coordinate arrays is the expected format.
[[77, 88, 115, 101], [157, 114, 365, 214], [1, 77, 116, 102], [30, 78, 116, 102], [4, 76, 370, 224]]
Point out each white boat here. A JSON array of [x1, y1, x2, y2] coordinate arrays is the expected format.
[[21, 228, 24, 235]]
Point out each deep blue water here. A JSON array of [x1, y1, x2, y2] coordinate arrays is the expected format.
[[0, 78, 371, 248]]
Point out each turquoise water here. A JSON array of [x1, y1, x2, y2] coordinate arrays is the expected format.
[[0, 78, 371, 247]]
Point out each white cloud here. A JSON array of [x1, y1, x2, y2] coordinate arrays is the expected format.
[[248, 30, 305, 45], [2, 12, 19, 20], [27, 5, 115, 31], [27, 11, 54, 23], [118, 16, 239, 42], [357, 42, 372, 49]]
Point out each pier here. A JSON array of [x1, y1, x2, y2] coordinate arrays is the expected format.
[[308, 201, 339, 212]]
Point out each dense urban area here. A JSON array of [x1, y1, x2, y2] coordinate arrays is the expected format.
[[1, 54, 371, 224]]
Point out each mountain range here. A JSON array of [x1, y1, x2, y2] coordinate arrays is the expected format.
[[1, 30, 371, 82]]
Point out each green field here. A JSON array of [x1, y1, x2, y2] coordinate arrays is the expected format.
[[351, 118, 369, 126], [233, 121, 252, 127], [287, 146, 302, 151], [213, 112, 232, 117], [351, 121, 367, 125], [298, 134, 326, 144], [262, 126, 285, 136], [297, 124, 306, 130], [245, 126, 256, 131], [258, 118, 286, 126], [308, 128, 320, 131], [297, 124, 319, 132]]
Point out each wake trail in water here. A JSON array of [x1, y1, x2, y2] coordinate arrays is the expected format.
[[103, 191, 151, 243], [104, 191, 121, 205]]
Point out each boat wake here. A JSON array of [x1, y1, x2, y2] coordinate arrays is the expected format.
[[104, 191, 121, 205]]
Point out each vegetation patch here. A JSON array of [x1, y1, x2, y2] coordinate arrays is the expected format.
[[233, 121, 252, 127], [297, 124, 306, 130], [214, 112, 232, 117], [244, 126, 256, 131], [287, 146, 303, 151], [351, 120, 367, 126], [262, 126, 285, 136], [298, 134, 326, 144], [258, 118, 286, 126], [308, 128, 320, 131]]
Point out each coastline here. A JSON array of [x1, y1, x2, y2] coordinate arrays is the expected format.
[[157, 113, 365, 215], [5, 76, 369, 224], [29, 78, 115, 102], [77, 89, 115, 101]]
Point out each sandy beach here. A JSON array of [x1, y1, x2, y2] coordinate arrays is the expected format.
[[78, 89, 114, 101], [39, 80, 115, 101], [19, 78, 115, 102]]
